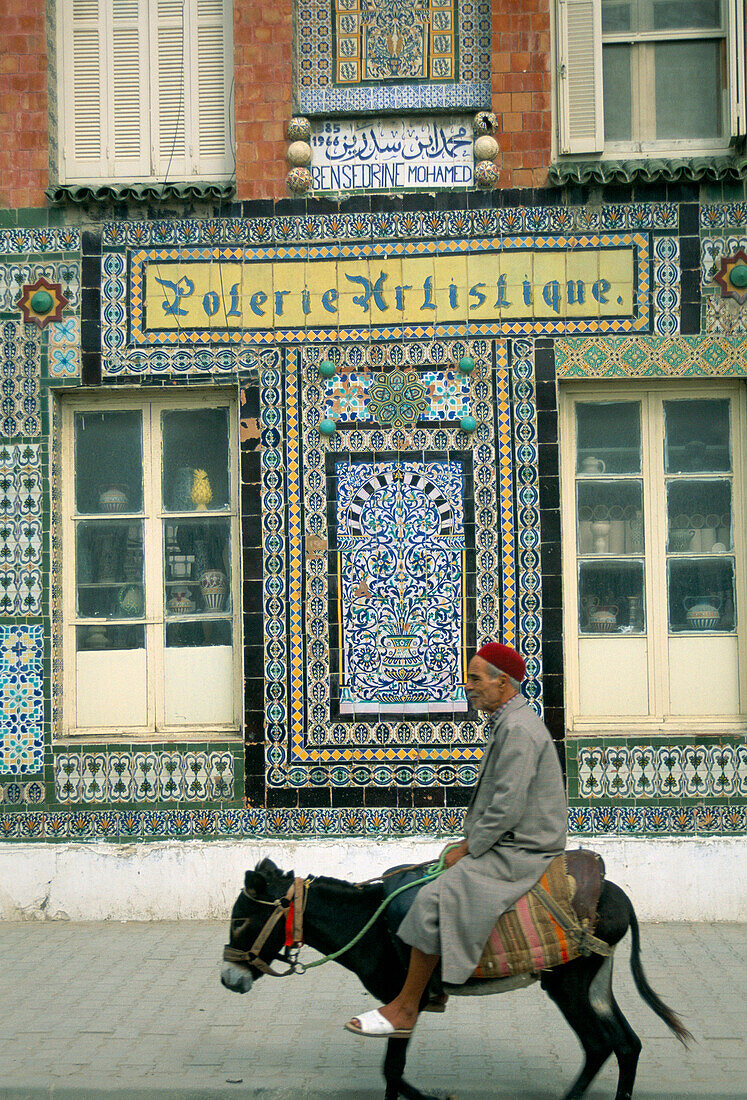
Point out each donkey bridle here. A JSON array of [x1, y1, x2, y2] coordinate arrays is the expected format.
[[223, 877, 308, 977]]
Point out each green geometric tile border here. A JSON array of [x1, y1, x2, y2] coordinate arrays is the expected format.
[[555, 334, 747, 378]]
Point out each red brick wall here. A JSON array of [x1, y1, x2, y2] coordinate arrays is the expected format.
[[233, 0, 294, 201], [490, 0, 553, 188], [0, 1, 554, 211], [0, 3, 48, 209]]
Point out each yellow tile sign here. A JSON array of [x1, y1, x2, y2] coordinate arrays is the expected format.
[[143, 250, 634, 329], [131, 238, 649, 343]]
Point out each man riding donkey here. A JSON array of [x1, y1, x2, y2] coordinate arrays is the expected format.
[[345, 641, 567, 1039]]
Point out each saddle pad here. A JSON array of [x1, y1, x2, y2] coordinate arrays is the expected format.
[[472, 853, 578, 979]]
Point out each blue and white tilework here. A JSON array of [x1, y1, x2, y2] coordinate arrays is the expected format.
[[0, 624, 44, 774], [652, 235, 680, 336], [0, 322, 40, 437], [54, 750, 235, 803], [0, 443, 42, 616], [1, 801, 745, 840], [296, 0, 491, 115], [0, 261, 79, 312], [700, 202, 747, 231], [336, 459, 468, 713], [577, 742, 747, 800], [325, 369, 472, 422], [0, 227, 80, 255], [47, 317, 81, 378]]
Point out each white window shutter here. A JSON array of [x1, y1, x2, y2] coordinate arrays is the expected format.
[[556, 0, 604, 155], [726, 0, 746, 138], [63, 0, 106, 180], [193, 0, 233, 176], [109, 0, 150, 178], [152, 0, 189, 180]]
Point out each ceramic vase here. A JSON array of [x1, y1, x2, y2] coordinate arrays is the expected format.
[[381, 635, 421, 681], [199, 569, 227, 611]]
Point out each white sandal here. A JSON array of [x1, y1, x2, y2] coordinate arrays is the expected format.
[[344, 1007, 414, 1039]]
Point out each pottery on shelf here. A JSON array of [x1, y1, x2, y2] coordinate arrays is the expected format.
[[191, 469, 213, 511], [117, 584, 143, 617], [99, 486, 128, 512], [199, 569, 227, 611], [684, 597, 720, 630], [588, 605, 618, 633], [167, 588, 195, 615]]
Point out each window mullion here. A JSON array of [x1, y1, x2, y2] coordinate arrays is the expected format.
[[646, 393, 668, 720], [143, 400, 163, 733]]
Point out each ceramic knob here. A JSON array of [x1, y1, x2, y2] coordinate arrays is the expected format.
[[286, 117, 311, 142], [475, 160, 499, 189], [460, 415, 477, 433], [287, 141, 312, 167], [473, 110, 498, 136], [287, 167, 313, 194], [458, 355, 475, 374], [319, 360, 336, 378], [319, 418, 337, 435], [474, 135, 499, 161]]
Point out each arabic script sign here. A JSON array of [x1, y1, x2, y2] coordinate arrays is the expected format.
[[310, 117, 473, 191], [130, 236, 648, 344]]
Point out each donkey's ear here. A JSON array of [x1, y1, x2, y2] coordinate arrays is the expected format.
[[244, 870, 269, 899]]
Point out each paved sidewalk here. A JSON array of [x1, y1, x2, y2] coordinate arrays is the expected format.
[[0, 921, 744, 1099]]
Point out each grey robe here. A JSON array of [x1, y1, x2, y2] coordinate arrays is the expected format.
[[397, 694, 567, 984]]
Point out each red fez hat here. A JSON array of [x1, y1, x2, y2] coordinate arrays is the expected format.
[[475, 642, 526, 682]]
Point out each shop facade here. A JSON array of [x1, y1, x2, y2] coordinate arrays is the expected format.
[[0, 0, 745, 917]]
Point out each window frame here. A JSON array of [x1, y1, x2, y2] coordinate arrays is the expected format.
[[59, 388, 243, 742], [56, 0, 234, 186], [559, 380, 747, 736], [555, 0, 746, 159]]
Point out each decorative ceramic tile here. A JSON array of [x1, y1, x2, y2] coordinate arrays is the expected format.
[[0, 321, 41, 436], [297, 0, 490, 114], [261, 338, 516, 785], [0, 443, 42, 616], [509, 340, 543, 711], [325, 368, 472, 422], [54, 750, 235, 804], [47, 317, 81, 378], [337, 459, 468, 713], [0, 261, 79, 312], [0, 227, 80, 255], [652, 235, 680, 336], [701, 235, 747, 283], [0, 779, 45, 805], [555, 334, 747, 378], [700, 202, 747, 231], [1, 801, 745, 841], [575, 741, 745, 799], [0, 624, 43, 775]]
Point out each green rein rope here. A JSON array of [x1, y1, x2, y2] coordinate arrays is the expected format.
[[298, 845, 456, 971]]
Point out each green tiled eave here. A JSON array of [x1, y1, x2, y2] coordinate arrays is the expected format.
[[46, 181, 236, 205], [548, 155, 747, 187]]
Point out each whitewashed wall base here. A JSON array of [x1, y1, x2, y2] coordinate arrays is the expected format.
[[0, 838, 744, 922]]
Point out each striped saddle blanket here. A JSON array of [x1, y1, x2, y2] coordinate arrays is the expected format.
[[473, 852, 582, 979]]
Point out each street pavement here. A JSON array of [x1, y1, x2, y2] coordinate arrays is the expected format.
[[0, 920, 744, 1099]]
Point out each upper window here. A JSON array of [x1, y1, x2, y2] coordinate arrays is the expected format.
[[57, 0, 233, 185], [556, 0, 745, 157]]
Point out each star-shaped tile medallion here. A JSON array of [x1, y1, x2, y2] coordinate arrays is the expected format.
[[16, 276, 70, 328]]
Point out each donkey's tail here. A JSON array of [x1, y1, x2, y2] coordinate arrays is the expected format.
[[627, 898, 693, 1047]]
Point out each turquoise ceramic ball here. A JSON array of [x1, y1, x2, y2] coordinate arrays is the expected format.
[[319, 418, 337, 435], [460, 415, 477, 433], [319, 359, 336, 377], [458, 355, 475, 374], [30, 290, 54, 314], [730, 263, 747, 288]]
